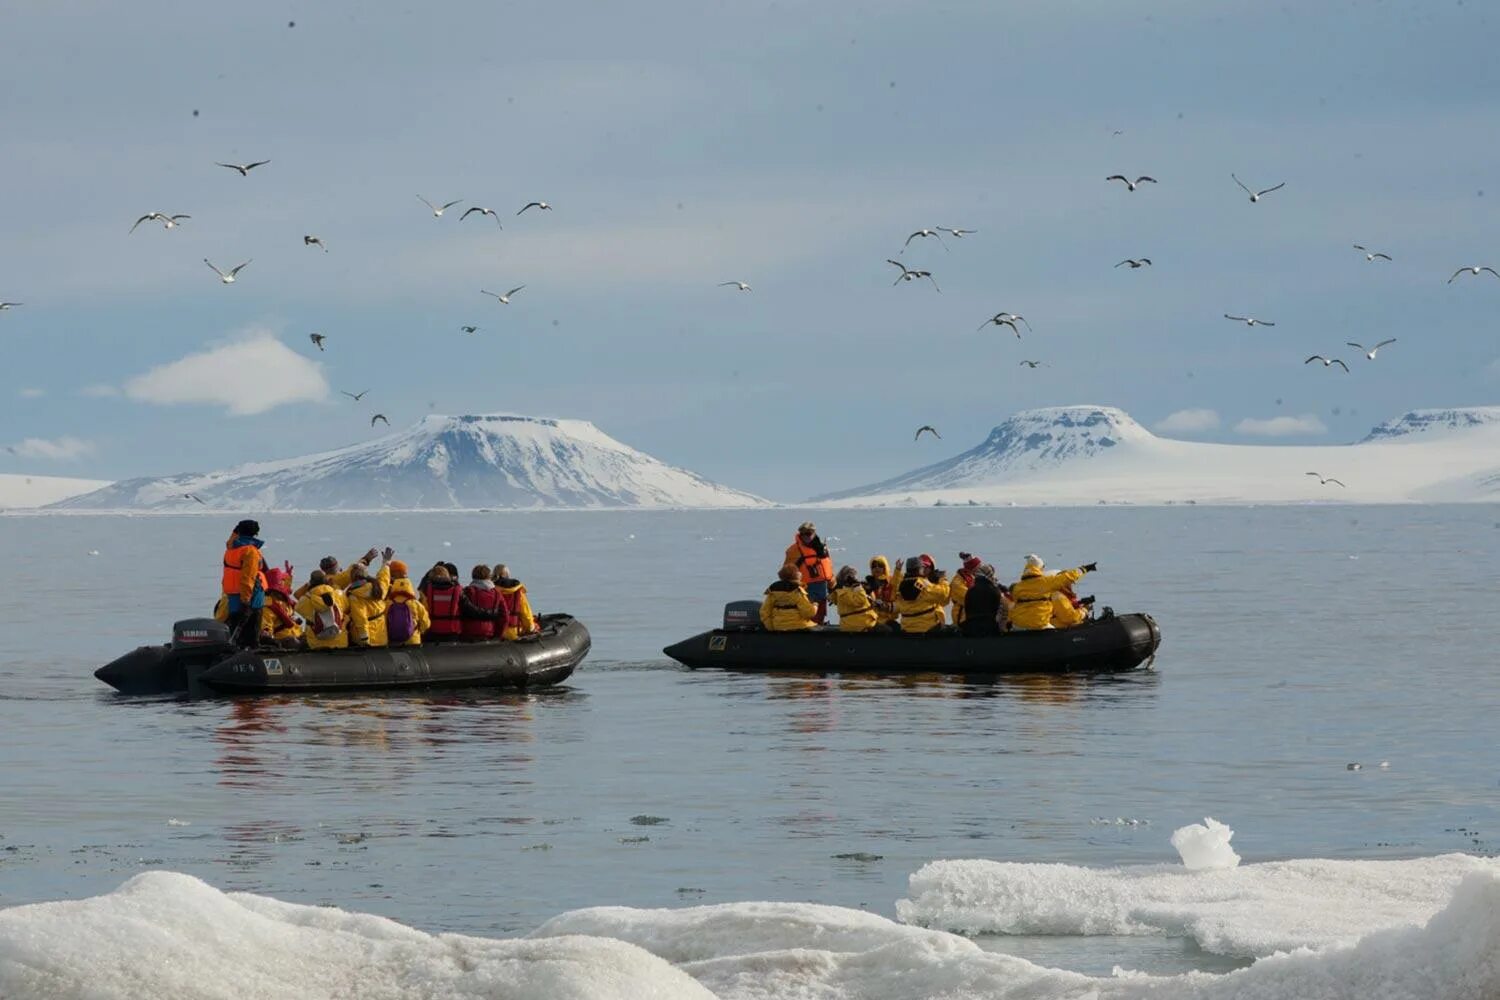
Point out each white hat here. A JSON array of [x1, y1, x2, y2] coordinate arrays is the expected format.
[[1024, 553, 1045, 569]]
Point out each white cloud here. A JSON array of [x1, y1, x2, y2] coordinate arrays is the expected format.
[[1154, 408, 1220, 434], [1234, 414, 1328, 437], [8, 436, 94, 460], [78, 383, 120, 398], [124, 332, 329, 416], [17, 387, 45, 399]]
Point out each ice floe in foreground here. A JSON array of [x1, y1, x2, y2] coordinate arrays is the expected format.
[[4, 862, 1500, 999], [897, 852, 1500, 957]]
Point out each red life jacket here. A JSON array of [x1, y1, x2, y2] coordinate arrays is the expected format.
[[461, 584, 501, 639], [422, 581, 463, 637]]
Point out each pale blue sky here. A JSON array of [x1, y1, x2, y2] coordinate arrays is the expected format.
[[3, 0, 1498, 500]]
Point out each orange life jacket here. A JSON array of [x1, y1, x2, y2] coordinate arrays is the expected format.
[[221, 539, 267, 599], [789, 537, 834, 586]]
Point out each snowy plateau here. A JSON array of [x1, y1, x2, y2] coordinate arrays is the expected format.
[[48, 414, 768, 512], [813, 405, 1500, 507]]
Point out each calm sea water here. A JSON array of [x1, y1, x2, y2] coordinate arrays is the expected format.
[[1, 506, 1497, 975]]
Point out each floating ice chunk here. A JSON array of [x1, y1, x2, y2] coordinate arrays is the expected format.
[[165, 819, 190, 827], [1171, 817, 1240, 870], [442, 540, 452, 547], [0, 871, 713, 1000]]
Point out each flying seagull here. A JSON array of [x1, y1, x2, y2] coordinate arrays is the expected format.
[[304, 235, 328, 251], [1352, 244, 1391, 262], [309, 333, 326, 351], [1306, 472, 1346, 487], [341, 389, 369, 402], [1019, 360, 1046, 368], [0, 302, 22, 310], [1106, 175, 1156, 191], [1115, 258, 1152, 269], [459, 325, 478, 334], [516, 201, 552, 215], [371, 414, 390, 427], [1225, 314, 1274, 326], [461, 206, 502, 226], [215, 160, 270, 176], [131, 212, 190, 233], [887, 259, 939, 291], [978, 315, 1021, 338], [914, 425, 941, 441], [481, 285, 526, 304], [1346, 338, 1396, 360], [203, 258, 250, 284], [937, 227, 977, 238], [1448, 265, 1500, 283], [183, 493, 206, 505], [1305, 355, 1350, 372], [904, 228, 947, 251], [418, 196, 462, 218], [1232, 173, 1285, 202], [718, 281, 752, 291]]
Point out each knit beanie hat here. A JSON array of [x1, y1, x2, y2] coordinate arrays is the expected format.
[[234, 519, 260, 537], [1025, 553, 1045, 570], [905, 556, 923, 575], [961, 553, 982, 572], [389, 559, 409, 579]]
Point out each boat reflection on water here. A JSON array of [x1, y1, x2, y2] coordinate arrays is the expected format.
[[758, 668, 1159, 706]]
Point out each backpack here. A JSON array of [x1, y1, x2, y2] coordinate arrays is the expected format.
[[386, 601, 415, 644], [313, 595, 343, 639]]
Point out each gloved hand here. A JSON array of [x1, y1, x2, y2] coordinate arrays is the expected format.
[[382, 546, 395, 562], [362, 547, 379, 564], [1081, 562, 1098, 573]]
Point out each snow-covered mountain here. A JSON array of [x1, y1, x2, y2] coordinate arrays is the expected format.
[[0, 473, 112, 511], [54, 414, 769, 511], [814, 404, 1500, 506]]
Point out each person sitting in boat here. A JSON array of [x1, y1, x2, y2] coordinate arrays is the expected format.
[[949, 553, 982, 628], [785, 521, 835, 625], [383, 561, 432, 646], [294, 569, 350, 649], [832, 565, 880, 632], [1009, 555, 1096, 630], [895, 557, 950, 634], [1050, 582, 1092, 629], [460, 564, 504, 640], [492, 564, 539, 639], [294, 548, 381, 598], [419, 564, 464, 641], [221, 519, 268, 649], [259, 564, 303, 647], [864, 556, 897, 627], [960, 563, 1007, 637], [345, 551, 394, 647], [760, 564, 818, 631]]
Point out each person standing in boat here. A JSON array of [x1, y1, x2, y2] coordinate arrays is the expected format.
[[832, 566, 880, 632], [221, 519, 268, 649], [894, 557, 950, 633], [785, 521, 835, 625], [1008, 555, 1096, 630], [760, 564, 818, 631]]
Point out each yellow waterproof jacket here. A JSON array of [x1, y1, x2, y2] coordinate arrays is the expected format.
[[895, 577, 950, 633], [496, 579, 537, 640], [260, 596, 303, 641], [1050, 592, 1088, 628], [833, 584, 879, 632], [950, 573, 972, 626], [760, 580, 817, 631], [386, 578, 432, 646], [346, 563, 393, 647], [294, 585, 350, 649], [866, 557, 897, 625], [1009, 566, 1087, 630]]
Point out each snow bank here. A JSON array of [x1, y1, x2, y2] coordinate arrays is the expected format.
[[540, 872, 1500, 999], [0, 472, 110, 510], [0, 871, 713, 1000], [896, 853, 1499, 957]]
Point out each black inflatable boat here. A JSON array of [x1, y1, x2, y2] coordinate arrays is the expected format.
[[663, 602, 1159, 675], [96, 614, 590, 697]]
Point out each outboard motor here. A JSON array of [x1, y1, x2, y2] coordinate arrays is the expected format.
[[722, 601, 762, 631], [172, 617, 233, 651]]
